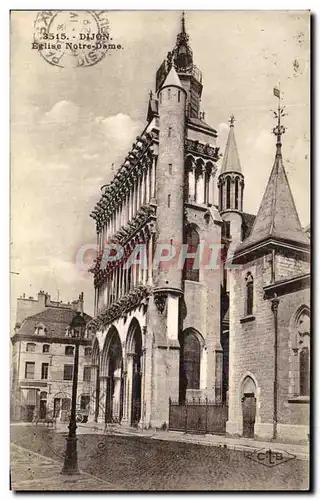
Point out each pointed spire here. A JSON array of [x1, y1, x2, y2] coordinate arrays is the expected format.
[[160, 65, 184, 91], [237, 116, 309, 250], [181, 11, 186, 34], [220, 115, 242, 174]]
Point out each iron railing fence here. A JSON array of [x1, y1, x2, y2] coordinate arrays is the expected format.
[[169, 397, 228, 435]]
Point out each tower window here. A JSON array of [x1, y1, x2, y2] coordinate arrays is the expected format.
[[168, 127, 172, 138], [245, 272, 254, 316], [168, 194, 171, 207], [183, 227, 200, 282], [235, 178, 239, 209], [222, 221, 231, 239], [226, 177, 231, 209], [168, 163, 172, 174], [178, 91, 181, 103], [168, 88, 171, 99]]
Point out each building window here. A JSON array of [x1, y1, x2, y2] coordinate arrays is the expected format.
[[168, 127, 172, 138], [41, 363, 49, 380], [169, 163, 172, 174], [183, 227, 200, 282], [84, 347, 92, 356], [65, 346, 74, 356], [25, 362, 35, 379], [235, 178, 239, 209], [83, 366, 91, 382], [289, 307, 310, 398], [168, 194, 171, 207], [167, 88, 171, 99], [80, 395, 90, 410], [61, 398, 71, 411], [26, 343, 36, 352], [63, 364, 73, 381], [178, 90, 181, 103], [245, 272, 254, 316], [226, 177, 231, 209], [182, 331, 201, 390], [43, 344, 50, 353], [299, 347, 310, 396], [222, 221, 231, 239]]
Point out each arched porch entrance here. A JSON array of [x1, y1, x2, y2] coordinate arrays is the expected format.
[[126, 319, 143, 426], [104, 328, 124, 423]]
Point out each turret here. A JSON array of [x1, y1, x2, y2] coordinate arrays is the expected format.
[[155, 65, 187, 292], [218, 115, 244, 244]]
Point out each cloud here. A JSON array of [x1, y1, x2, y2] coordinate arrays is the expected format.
[[43, 100, 80, 125], [99, 113, 142, 151]]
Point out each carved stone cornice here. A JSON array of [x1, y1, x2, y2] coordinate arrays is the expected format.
[[88, 285, 151, 331], [185, 139, 220, 161]]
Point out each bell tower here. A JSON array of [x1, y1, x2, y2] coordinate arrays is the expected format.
[[218, 115, 245, 244]]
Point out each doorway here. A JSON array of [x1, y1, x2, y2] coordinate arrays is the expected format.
[[241, 376, 257, 438], [242, 393, 256, 438]]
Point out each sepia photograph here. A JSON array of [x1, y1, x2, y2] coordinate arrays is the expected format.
[[10, 9, 310, 491]]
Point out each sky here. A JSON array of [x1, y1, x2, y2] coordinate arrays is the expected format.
[[10, 10, 310, 319]]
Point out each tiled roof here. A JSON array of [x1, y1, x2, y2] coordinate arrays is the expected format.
[[187, 116, 217, 134], [16, 307, 92, 338], [242, 212, 256, 240]]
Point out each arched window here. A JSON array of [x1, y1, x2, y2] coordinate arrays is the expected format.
[[219, 184, 223, 211], [183, 331, 201, 390], [226, 177, 231, 209], [183, 227, 200, 282], [245, 273, 254, 316], [235, 178, 239, 210], [299, 347, 310, 396]]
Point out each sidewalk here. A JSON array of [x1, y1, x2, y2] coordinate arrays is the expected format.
[[10, 442, 122, 491], [55, 420, 309, 461]]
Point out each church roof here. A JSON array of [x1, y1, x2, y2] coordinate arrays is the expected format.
[[220, 118, 242, 174], [160, 65, 184, 90], [236, 140, 309, 253], [187, 116, 217, 135]]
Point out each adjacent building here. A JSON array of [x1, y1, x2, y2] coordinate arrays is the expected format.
[[11, 291, 93, 422]]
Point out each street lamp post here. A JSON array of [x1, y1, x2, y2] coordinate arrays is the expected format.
[[61, 311, 86, 475]]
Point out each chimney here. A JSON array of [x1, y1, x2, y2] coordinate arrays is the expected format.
[[37, 290, 46, 308], [79, 292, 84, 316]]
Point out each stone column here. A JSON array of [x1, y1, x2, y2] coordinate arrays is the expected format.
[[146, 166, 150, 203], [209, 171, 215, 206], [138, 344, 147, 429], [97, 376, 107, 423], [151, 157, 156, 201], [196, 167, 205, 204], [188, 164, 196, 202], [125, 354, 134, 425]]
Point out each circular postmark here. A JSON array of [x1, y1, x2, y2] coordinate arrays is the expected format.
[[33, 10, 111, 68]]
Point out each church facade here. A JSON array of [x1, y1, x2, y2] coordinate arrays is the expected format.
[[89, 16, 310, 441]]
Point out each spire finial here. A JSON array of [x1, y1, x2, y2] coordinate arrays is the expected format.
[[229, 114, 235, 127], [181, 11, 186, 34], [272, 85, 286, 156]]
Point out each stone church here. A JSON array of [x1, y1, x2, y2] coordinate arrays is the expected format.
[[89, 15, 310, 441]]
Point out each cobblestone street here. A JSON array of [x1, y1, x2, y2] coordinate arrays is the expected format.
[[10, 425, 309, 491]]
